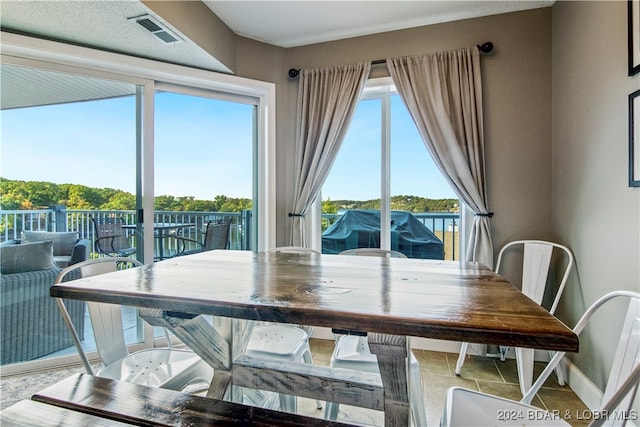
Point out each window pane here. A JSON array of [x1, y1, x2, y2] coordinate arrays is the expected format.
[[321, 92, 459, 260], [0, 64, 140, 366], [390, 95, 455, 198], [390, 95, 459, 260], [153, 91, 255, 259], [322, 98, 381, 205]]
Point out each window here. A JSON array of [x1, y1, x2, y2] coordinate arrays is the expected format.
[[0, 33, 275, 374], [321, 78, 460, 259]]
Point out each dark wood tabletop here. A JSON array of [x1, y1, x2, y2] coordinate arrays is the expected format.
[[50, 250, 578, 352]]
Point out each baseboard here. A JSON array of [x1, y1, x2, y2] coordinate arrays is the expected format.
[[563, 357, 602, 410]]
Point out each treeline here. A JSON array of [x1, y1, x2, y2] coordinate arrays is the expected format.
[[322, 195, 459, 213], [1, 178, 457, 214], [0, 178, 251, 212]]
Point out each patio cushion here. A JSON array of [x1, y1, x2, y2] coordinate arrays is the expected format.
[[22, 231, 79, 256], [0, 240, 56, 274]]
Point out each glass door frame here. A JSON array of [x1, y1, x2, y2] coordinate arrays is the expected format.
[[1, 31, 276, 376], [152, 82, 261, 254]]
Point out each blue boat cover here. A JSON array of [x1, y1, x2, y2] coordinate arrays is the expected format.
[[321, 209, 444, 259]]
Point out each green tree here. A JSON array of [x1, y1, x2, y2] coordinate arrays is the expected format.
[[21, 181, 62, 207], [101, 191, 135, 210], [0, 192, 24, 210], [64, 184, 105, 209], [321, 198, 339, 231], [219, 197, 252, 212], [154, 195, 177, 211], [212, 195, 229, 211], [322, 198, 339, 214]]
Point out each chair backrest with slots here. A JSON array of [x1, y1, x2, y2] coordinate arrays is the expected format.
[[202, 220, 232, 251]]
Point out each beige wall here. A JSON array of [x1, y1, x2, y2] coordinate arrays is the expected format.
[[552, 0, 640, 388], [143, 0, 237, 72], [235, 8, 555, 249]]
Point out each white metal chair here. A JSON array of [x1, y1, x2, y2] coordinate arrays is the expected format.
[[455, 240, 574, 395], [325, 248, 426, 426], [442, 290, 640, 427], [339, 247, 407, 258], [54, 257, 213, 392], [139, 247, 322, 413], [257, 246, 322, 411]]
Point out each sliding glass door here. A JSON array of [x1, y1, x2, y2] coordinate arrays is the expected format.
[[1, 32, 275, 375]]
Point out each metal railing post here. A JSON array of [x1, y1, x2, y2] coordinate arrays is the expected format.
[[242, 209, 251, 250], [49, 205, 67, 232]]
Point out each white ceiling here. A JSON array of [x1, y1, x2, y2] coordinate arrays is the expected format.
[[0, 1, 555, 69], [204, 1, 554, 48], [0, 0, 229, 72], [0, 0, 555, 110]]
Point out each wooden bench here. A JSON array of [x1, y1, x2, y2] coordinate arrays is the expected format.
[[0, 399, 128, 426], [25, 373, 358, 426]]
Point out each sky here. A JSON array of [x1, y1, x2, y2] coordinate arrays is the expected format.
[[323, 95, 456, 200], [1, 90, 456, 202]]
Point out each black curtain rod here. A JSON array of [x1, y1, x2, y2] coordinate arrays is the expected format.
[[288, 41, 493, 79]]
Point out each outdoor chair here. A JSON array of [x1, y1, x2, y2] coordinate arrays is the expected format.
[[442, 290, 640, 427], [324, 248, 426, 426], [90, 216, 136, 257], [175, 219, 232, 255], [455, 239, 574, 395], [54, 257, 213, 392]]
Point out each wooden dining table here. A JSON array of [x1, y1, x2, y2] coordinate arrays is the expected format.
[[50, 250, 579, 426]]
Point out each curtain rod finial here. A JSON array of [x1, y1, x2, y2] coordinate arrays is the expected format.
[[477, 42, 493, 53], [288, 68, 300, 79]]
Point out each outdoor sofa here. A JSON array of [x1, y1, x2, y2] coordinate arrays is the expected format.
[[0, 233, 88, 365]]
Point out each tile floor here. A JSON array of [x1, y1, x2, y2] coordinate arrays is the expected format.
[[0, 338, 591, 426], [297, 338, 591, 426]]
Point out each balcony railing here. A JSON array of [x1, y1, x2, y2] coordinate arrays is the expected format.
[[0, 208, 252, 260], [1, 208, 459, 260]]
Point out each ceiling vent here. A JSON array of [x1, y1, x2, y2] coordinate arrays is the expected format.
[[129, 14, 183, 44]]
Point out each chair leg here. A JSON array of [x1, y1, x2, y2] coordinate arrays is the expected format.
[[278, 394, 297, 413], [499, 345, 509, 362], [516, 347, 535, 396], [455, 342, 469, 375], [409, 354, 427, 427], [302, 350, 323, 409], [324, 402, 340, 421], [550, 350, 566, 386]]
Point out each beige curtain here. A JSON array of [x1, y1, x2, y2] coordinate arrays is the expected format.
[[290, 63, 371, 246], [387, 47, 493, 267]]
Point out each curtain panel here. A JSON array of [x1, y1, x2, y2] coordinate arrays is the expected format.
[[387, 47, 494, 268], [289, 63, 371, 247]]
